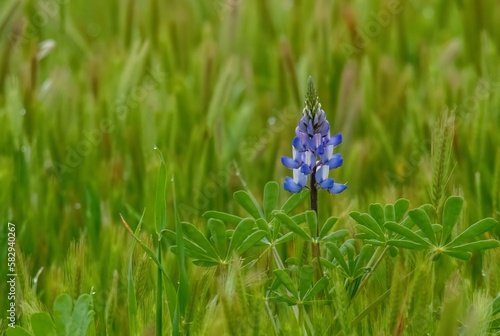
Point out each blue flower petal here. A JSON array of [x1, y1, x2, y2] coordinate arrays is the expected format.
[[328, 133, 342, 146], [319, 178, 334, 190], [320, 120, 330, 136], [281, 156, 300, 169], [284, 176, 304, 193], [292, 136, 305, 151], [317, 144, 325, 156], [307, 120, 314, 135], [329, 183, 347, 194], [300, 164, 311, 175], [327, 153, 343, 169]]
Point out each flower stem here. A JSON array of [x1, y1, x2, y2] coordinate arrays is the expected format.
[[310, 166, 323, 280], [310, 167, 318, 220]]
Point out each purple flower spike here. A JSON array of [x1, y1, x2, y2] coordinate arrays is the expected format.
[[281, 76, 346, 195]]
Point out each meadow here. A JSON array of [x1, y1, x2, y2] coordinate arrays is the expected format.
[[1, 0, 500, 335]]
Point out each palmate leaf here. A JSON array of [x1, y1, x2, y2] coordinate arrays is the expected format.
[[384, 204, 395, 222], [383, 196, 498, 261], [234, 190, 263, 219], [303, 276, 329, 302], [31, 312, 56, 336], [305, 210, 317, 238], [203, 211, 243, 225], [325, 242, 349, 274], [208, 218, 227, 258], [236, 230, 267, 254], [263, 181, 279, 220], [394, 199, 410, 222], [319, 216, 338, 239], [274, 269, 298, 297], [274, 212, 311, 241], [322, 229, 349, 242], [298, 266, 314, 300], [408, 208, 437, 245], [446, 218, 498, 248], [369, 203, 385, 227], [182, 222, 220, 261], [445, 240, 499, 253], [384, 222, 431, 248], [440, 196, 463, 244], [227, 218, 256, 256], [281, 188, 309, 214]]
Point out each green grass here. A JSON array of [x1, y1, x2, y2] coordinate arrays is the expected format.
[[1, 0, 500, 335]]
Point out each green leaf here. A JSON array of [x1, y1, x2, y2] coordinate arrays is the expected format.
[[171, 244, 217, 263], [384, 204, 395, 223], [255, 218, 271, 235], [387, 240, 428, 250], [290, 212, 307, 225], [227, 218, 255, 256], [298, 266, 314, 300], [447, 218, 498, 247], [349, 211, 365, 225], [270, 292, 297, 306], [408, 209, 437, 245], [319, 216, 338, 239], [54, 294, 73, 336], [263, 181, 279, 220], [441, 196, 463, 245], [369, 203, 385, 226], [360, 214, 385, 240], [281, 189, 309, 214], [6, 327, 32, 336], [355, 244, 373, 271], [419, 204, 436, 220], [182, 222, 220, 260], [394, 199, 410, 222], [401, 216, 415, 229], [234, 190, 263, 219], [303, 277, 329, 301], [31, 312, 56, 336], [355, 225, 381, 240], [274, 212, 311, 241], [305, 211, 318, 237], [445, 240, 499, 252], [69, 294, 94, 336], [385, 222, 431, 247], [236, 230, 267, 254], [322, 229, 349, 242], [274, 270, 298, 297], [203, 211, 243, 225], [208, 219, 227, 259], [325, 242, 349, 273], [444, 250, 472, 260]]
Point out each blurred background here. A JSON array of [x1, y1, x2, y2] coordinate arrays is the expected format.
[[1, 0, 499, 333]]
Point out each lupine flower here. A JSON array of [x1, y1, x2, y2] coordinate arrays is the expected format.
[[281, 77, 347, 194]]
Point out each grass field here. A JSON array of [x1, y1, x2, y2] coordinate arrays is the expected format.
[[1, 0, 500, 335]]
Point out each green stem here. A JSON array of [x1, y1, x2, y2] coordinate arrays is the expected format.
[[310, 166, 324, 280], [156, 240, 163, 336]]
